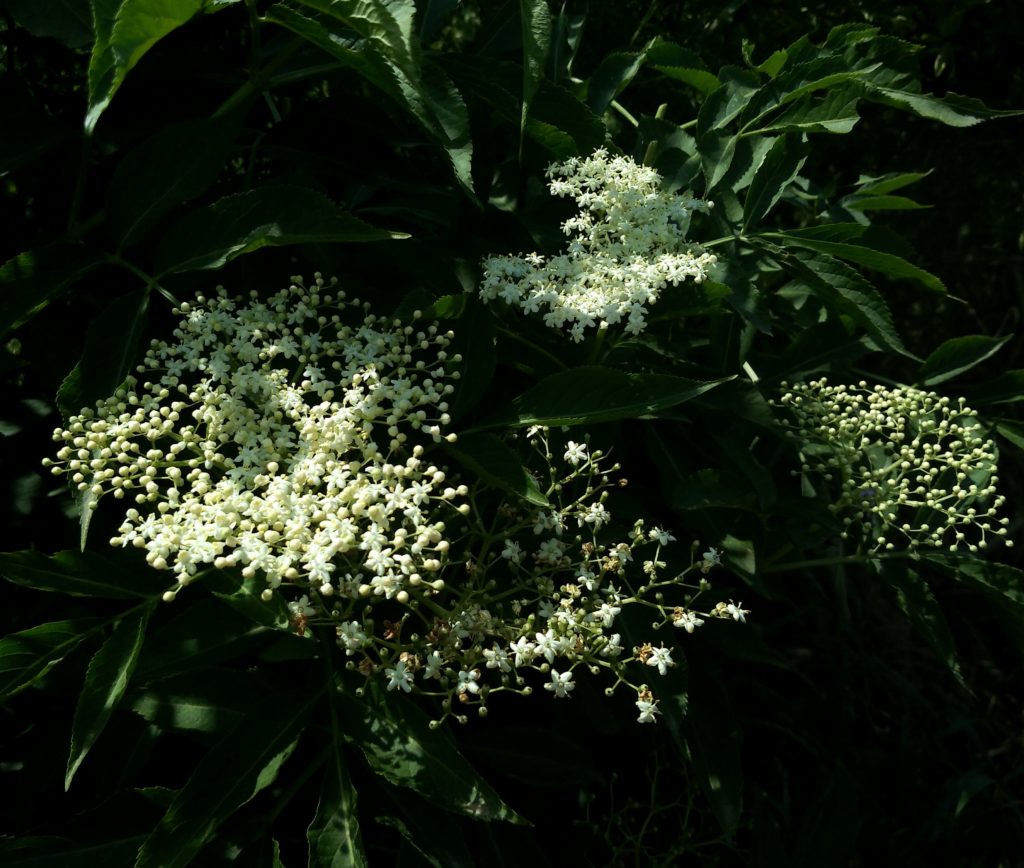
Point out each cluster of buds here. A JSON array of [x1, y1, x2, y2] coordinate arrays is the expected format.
[[480, 148, 716, 341], [775, 379, 1010, 553]]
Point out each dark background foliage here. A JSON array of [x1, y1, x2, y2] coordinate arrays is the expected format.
[[1, 1, 1022, 865]]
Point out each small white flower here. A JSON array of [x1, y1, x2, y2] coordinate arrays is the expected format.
[[649, 527, 676, 546], [424, 651, 444, 680], [646, 645, 675, 676], [725, 601, 748, 623], [384, 660, 414, 693], [510, 636, 537, 667], [483, 643, 512, 673], [564, 440, 588, 466], [456, 669, 481, 695], [674, 610, 705, 634], [636, 697, 660, 723], [287, 595, 316, 617], [702, 547, 722, 567], [544, 669, 576, 698], [501, 539, 524, 564]]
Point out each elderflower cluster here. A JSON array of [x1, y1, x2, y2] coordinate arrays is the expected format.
[[479, 148, 717, 341], [46, 275, 466, 600], [776, 379, 1010, 553], [336, 429, 747, 725]]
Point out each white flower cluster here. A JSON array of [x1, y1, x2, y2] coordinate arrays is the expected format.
[[341, 429, 747, 725], [46, 276, 466, 600], [479, 148, 717, 341], [777, 379, 1011, 553]]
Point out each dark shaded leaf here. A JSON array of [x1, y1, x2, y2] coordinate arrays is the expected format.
[[917, 334, 1012, 387], [155, 185, 406, 274], [477, 367, 733, 429], [109, 115, 242, 249], [57, 287, 150, 421], [0, 243, 106, 338], [308, 739, 368, 868], [136, 689, 318, 868], [743, 133, 809, 228], [519, 0, 551, 145], [444, 432, 550, 507], [87, 0, 240, 132], [128, 668, 258, 735], [341, 680, 523, 823], [66, 603, 155, 788], [0, 550, 169, 599], [0, 618, 103, 700]]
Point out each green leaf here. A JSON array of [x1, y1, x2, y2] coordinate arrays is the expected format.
[[679, 668, 744, 839], [917, 334, 1012, 387], [340, 680, 523, 823], [464, 726, 601, 788], [966, 370, 1024, 405], [108, 115, 241, 249], [844, 194, 928, 211], [864, 86, 1024, 128], [134, 598, 271, 682], [921, 555, 1024, 615], [772, 228, 946, 293], [477, 367, 734, 429], [519, 0, 551, 147], [779, 249, 912, 358], [696, 66, 761, 137], [6, 0, 94, 48], [443, 295, 496, 420], [0, 550, 169, 598], [0, 243, 106, 338], [87, 0, 240, 132], [155, 185, 406, 275], [0, 835, 149, 867], [881, 561, 962, 685], [269, 0, 475, 199], [66, 603, 154, 789], [444, 432, 549, 507], [308, 744, 369, 868], [0, 618, 103, 700], [57, 287, 150, 421], [699, 129, 738, 193], [136, 689, 318, 868], [747, 84, 862, 135], [129, 668, 258, 735], [855, 171, 930, 196], [742, 133, 809, 228]]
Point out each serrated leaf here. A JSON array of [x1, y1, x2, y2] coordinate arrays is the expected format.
[[57, 287, 150, 420], [921, 555, 1024, 615], [134, 598, 270, 682], [155, 185, 406, 275], [341, 680, 523, 823], [779, 249, 912, 358], [66, 603, 154, 789], [966, 370, 1024, 405], [917, 334, 1012, 386], [109, 115, 241, 249], [845, 194, 928, 211], [0, 618, 104, 700], [136, 689, 318, 868], [699, 129, 738, 193], [864, 86, 1024, 127], [0, 550, 169, 598], [269, 0, 475, 198], [748, 84, 862, 135], [519, 0, 550, 147], [477, 368, 734, 429], [696, 66, 761, 137], [87, 0, 240, 132], [880, 561, 962, 686], [464, 726, 601, 788], [742, 133, 809, 228], [128, 668, 258, 734], [308, 741, 368, 868], [444, 432, 549, 507], [0, 243, 106, 338], [772, 229, 946, 293], [855, 171, 930, 195]]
